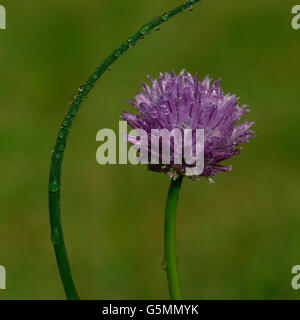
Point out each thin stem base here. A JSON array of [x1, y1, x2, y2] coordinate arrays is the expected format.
[[164, 175, 183, 300]]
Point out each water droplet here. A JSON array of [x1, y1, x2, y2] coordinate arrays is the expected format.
[[79, 86, 83, 92], [106, 56, 115, 65], [149, 107, 159, 118], [162, 13, 169, 21], [55, 152, 62, 159], [188, 5, 194, 11], [154, 26, 160, 31], [161, 105, 170, 116], [51, 227, 60, 245], [128, 39, 135, 47], [208, 177, 215, 184], [114, 49, 122, 58], [128, 38, 136, 48], [140, 25, 151, 35], [49, 179, 60, 192], [162, 260, 168, 271]]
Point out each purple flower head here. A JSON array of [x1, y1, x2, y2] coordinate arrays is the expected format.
[[121, 70, 254, 181]]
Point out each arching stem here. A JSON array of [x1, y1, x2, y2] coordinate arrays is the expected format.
[[48, 0, 200, 299]]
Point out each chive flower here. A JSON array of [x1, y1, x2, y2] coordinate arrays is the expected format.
[[48, 0, 254, 301], [121, 70, 254, 181]]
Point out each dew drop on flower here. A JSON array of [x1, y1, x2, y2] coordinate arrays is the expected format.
[[150, 108, 159, 118], [161, 104, 170, 116]]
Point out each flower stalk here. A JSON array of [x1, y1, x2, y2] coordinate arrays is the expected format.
[[164, 175, 184, 300]]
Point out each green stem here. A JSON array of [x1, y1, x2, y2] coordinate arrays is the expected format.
[[164, 175, 184, 300], [48, 0, 200, 300]]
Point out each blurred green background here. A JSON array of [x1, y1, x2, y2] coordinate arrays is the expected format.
[[0, 0, 300, 299]]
